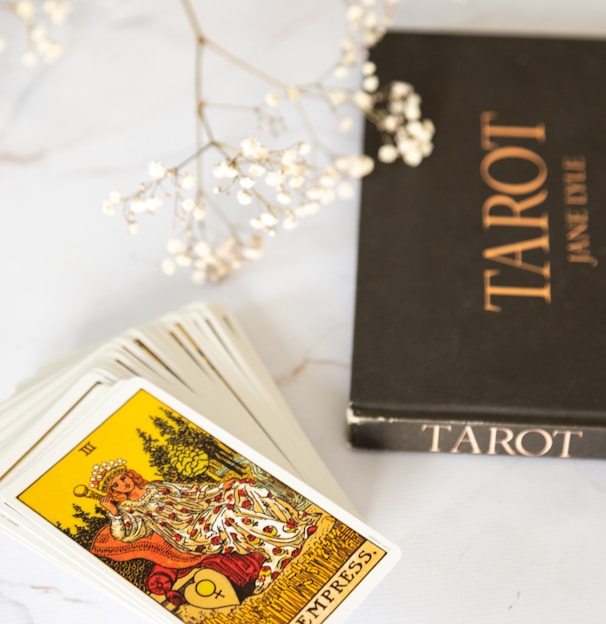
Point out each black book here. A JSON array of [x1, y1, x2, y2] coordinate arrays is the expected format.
[[348, 31, 606, 459]]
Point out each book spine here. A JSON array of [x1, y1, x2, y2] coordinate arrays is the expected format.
[[346, 407, 606, 459]]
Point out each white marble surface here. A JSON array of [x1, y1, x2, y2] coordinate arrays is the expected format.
[[1, 1, 606, 622]]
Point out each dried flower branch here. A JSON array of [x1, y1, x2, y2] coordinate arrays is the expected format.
[[105, 0, 434, 284], [0, 0, 71, 65]]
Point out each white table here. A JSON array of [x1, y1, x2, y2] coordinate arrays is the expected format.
[[2, 1, 606, 622]]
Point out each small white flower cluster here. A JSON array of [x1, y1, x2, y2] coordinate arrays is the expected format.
[[102, 163, 201, 228], [353, 65, 435, 167], [263, 85, 302, 112], [103, 138, 375, 284], [103, 159, 267, 285], [162, 232, 265, 285], [334, 0, 398, 78], [253, 104, 286, 137], [1, 0, 71, 66], [211, 137, 365, 235]]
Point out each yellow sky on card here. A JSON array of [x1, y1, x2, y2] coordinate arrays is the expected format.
[[18, 390, 171, 532]]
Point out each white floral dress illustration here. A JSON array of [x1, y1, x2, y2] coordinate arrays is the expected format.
[[107, 478, 316, 592]]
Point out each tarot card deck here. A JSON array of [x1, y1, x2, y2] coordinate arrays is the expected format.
[[0, 303, 398, 624]]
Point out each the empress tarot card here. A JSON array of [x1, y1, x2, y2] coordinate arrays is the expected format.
[[12, 382, 396, 624]]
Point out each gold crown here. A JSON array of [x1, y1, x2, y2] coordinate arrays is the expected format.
[[89, 458, 127, 493]]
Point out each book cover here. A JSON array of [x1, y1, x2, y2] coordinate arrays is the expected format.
[[348, 31, 606, 458]]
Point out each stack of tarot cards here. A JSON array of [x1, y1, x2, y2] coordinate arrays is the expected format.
[[0, 302, 398, 624]]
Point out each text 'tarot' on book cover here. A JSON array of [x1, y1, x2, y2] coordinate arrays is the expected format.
[[348, 31, 606, 459]]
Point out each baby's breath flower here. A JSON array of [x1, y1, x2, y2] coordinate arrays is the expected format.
[[239, 176, 255, 189], [130, 197, 146, 213], [339, 116, 354, 132], [22, 50, 37, 66], [167, 238, 186, 254], [286, 86, 301, 102], [328, 90, 348, 106], [181, 173, 196, 189], [353, 79, 435, 168], [283, 215, 298, 230], [363, 75, 379, 92], [276, 191, 291, 205], [102, 200, 115, 216], [295, 201, 320, 217], [382, 115, 399, 132], [237, 189, 254, 206], [338, 0, 396, 70], [15, 1, 35, 20], [391, 81, 412, 98], [403, 147, 424, 167], [362, 61, 376, 76], [260, 212, 279, 227], [297, 141, 311, 156], [148, 161, 167, 179], [319, 187, 336, 205], [212, 162, 238, 179], [240, 237, 263, 260], [194, 241, 211, 257], [338, 181, 355, 199], [248, 163, 266, 177], [353, 91, 373, 111], [240, 137, 267, 160], [280, 148, 297, 166], [193, 204, 205, 221], [161, 258, 177, 276], [378, 144, 398, 163], [181, 197, 195, 212], [265, 92, 280, 107], [175, 253, 192, 267], [250, 216, 264, 230], [289, 175, 306, 189], [4, 0, 71, 66], [45, 2, 70, 24], [334, 64, 349, 79], [265, 171, 284, 187], [347, 154, 375, 178]]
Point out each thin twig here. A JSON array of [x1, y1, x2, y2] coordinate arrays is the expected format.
[[174, 141, 216, 170], [180, 0, 204, 41], [195, 43, 204, 197], [294, 100, 336, 159], [204, 37, 286, 90]]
